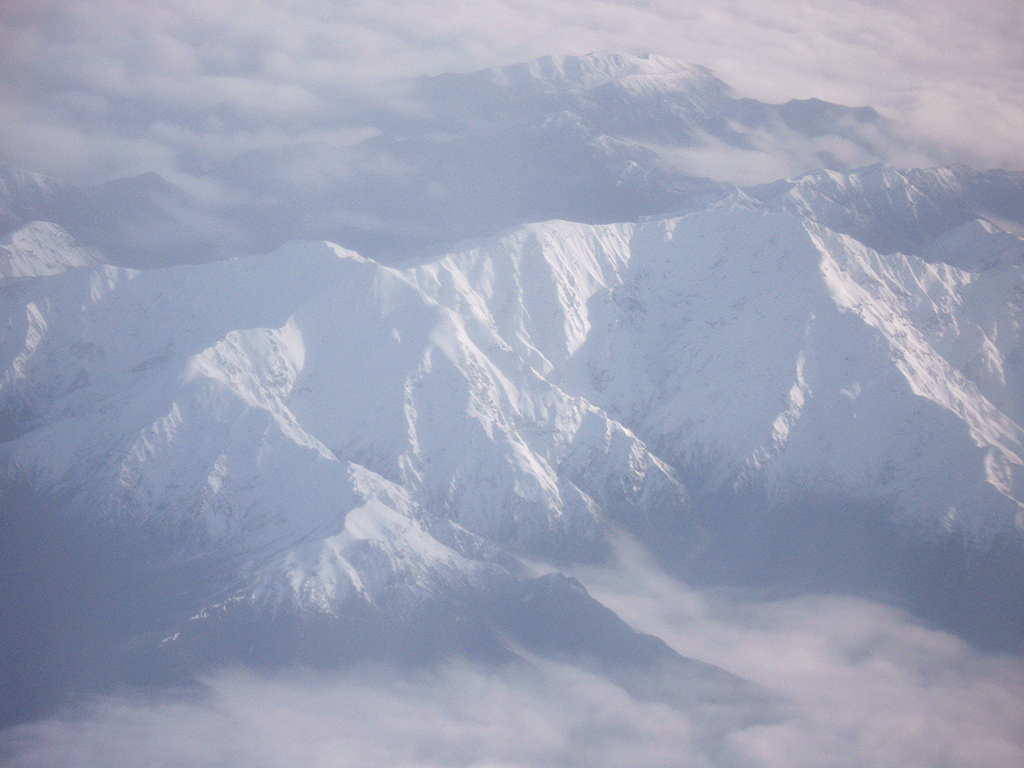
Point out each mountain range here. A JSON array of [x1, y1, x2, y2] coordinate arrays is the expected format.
[[2, 52, 1023, 730]]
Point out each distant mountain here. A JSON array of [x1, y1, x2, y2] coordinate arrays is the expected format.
[[234, 52, 906, 258], [0, 167, 68, 235], [0, 165, 245, 268], [2, 53, 920, 266], [748, 164, 1024, 256]]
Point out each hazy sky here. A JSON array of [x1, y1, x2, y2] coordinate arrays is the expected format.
[[2, 0, 1023, 194]]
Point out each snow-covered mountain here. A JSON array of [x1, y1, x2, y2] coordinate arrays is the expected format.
[[3, 52, 1024, 728], [1, 53, 911, 267], [229, 52, 908, 259], [3, 162, 1023, 674]]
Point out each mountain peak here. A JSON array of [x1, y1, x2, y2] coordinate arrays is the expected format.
[[480, 52, 721, 93]]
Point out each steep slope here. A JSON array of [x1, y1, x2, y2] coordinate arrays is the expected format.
[[0, 225, 698, 640], [749, 164, 1024, 257], [4, 184, 1023, 583], [3, 164, 1024, 722], [1, 221, 100, 280]]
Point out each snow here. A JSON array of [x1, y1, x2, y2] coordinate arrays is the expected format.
[[1, 221, 99, 279], [477, 52, 722, 97], [2, 169, 1023, 614]]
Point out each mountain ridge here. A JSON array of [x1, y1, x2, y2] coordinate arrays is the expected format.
[[3, 168, 1023, 615], [3, 52, 1024, 733]]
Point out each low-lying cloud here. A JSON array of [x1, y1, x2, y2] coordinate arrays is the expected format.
[[1, 662, 739, 768], [4, 536, 1022, 768], [569, 536, 1024, 768], [2, 0, 1022, 189]]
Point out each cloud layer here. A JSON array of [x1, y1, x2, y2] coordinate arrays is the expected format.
[[2, 0, 1022, 193], [4, 537, 1022, 768], [569, 536, 1024, 768]]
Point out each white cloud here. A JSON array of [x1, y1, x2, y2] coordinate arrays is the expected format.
[[0, 661, 739, 768], [1, 0, 1022, 186], [4, 535, 1022, 768], [568, 534, 1024, 768]]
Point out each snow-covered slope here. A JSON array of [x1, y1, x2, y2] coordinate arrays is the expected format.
[[3, 173, 1023, 638], [1, 221, 99, 279], [402, 201, 1024, 540], [0, 227, 696, 619], [749, 164, 1024, 257]]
